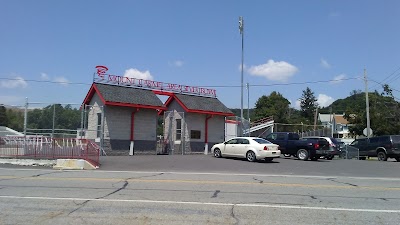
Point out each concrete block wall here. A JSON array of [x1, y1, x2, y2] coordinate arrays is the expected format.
[[163, 101, 226, 154], [87, 94, 158, 155], [86, 94, 104, 140]]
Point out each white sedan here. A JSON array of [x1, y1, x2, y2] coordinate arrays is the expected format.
[[211, 137, 281, 162]]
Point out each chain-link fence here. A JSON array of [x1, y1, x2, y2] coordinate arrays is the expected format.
[[273, 123, 333, 138], [1, 99, 106, 155], [340, 145, 360, 159]]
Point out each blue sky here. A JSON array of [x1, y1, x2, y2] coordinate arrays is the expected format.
[[1, 0, 399, 110]]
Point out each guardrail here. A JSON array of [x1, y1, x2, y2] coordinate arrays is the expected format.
[[0, 136, 100, 167]]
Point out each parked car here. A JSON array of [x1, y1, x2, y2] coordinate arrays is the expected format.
[[300, 136, 340, 160], [264, 132, 330, 161], [349, 135, 400, 161], [212, 137, 281, 162]]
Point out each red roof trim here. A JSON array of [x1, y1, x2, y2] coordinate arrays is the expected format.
[[105, 101, 167, 110], [162, 94, 190, 112], [163, 95, 174, 107], [152, 90, 175, 96], [172, 95, 190, 112], [162, 94, 234, 116], [82, 83, 96, 106], [93, 84, 107, 104], [82, 83, 106, 106]]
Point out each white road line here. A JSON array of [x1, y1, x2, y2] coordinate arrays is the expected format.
[[0, 195, 399, 213], [1, 167, 400, 181]]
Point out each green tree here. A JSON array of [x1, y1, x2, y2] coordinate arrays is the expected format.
[[6, 108, 24, 131], [299, 87, 318, 123], [344, 88, 400, 136], [253, 91, 290, 123], [0, 106, 8, 126]]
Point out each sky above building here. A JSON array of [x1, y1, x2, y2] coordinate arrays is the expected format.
[[1, 0, 399, 111]]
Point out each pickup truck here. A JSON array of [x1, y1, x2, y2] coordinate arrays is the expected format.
[[264, 132, 330, 161]]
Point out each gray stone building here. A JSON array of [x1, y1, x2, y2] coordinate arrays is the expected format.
[[82, 83, 166, 155], [82, 82, 234, 155], [162, 94, 234, 154]]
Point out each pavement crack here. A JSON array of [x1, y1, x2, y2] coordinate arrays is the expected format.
[[380, 198, 388, 201], [101, 181, 129, 199], [310, 195, 317, 200], [68, 200, 90, 215], [327, 178, 358, 187], [128, 173, 164, 180], [31, 171, 61, 177], [231, 204, 239, 225], [211, 190, 220, 198], [253, 177, 264, 184], [69, 180, 129, 215]]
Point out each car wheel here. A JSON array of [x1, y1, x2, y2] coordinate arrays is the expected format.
[[327, 155, 334, 160], [214, 148, 222, 158], [283, 154, 291, 157], [297, 149, 309, 161], [340, 152, 347, 159], [246, 151, 257, 162], [265, 158, 274, 162], [377, 151, 388, 161], [395, 157, 400, 162]]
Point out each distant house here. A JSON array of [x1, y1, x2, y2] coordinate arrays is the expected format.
[[318, 113, 351, 138]]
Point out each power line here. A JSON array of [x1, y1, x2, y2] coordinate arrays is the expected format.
[[0, 76, 360, 88], [369, 79, 400, 94], [370, 66, 400, 89], [0, 77, 90, 86]]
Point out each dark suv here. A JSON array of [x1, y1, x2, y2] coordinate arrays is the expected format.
[[349, 135, 400, 161]]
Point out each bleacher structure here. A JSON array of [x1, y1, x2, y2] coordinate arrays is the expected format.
[[225, 116, 275, 139]]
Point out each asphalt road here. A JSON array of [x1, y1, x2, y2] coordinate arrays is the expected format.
[[0, 155, 400, 224], [99, 154, 400, 178]]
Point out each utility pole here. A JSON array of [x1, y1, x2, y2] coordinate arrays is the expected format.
[[364, 68, 371, 137], [313, 107, 318, 130], [239, 16, 244, 126], [246, 82, 250, 137]]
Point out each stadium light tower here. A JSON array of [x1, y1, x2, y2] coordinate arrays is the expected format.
[[239, 16, 244, 125]]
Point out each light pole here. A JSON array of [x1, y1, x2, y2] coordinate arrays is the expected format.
[[246, 82, 250, 136], [239, 16, 244, 131]]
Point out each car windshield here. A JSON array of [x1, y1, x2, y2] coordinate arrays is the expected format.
[[252, 138, 272, 144]]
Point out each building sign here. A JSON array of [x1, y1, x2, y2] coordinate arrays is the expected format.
[[94, 65, 216, 97]]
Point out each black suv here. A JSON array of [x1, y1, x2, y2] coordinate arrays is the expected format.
[[349, 135, 400, 161]]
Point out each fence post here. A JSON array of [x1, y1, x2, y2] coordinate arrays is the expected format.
[[86, 142, 89, 161]]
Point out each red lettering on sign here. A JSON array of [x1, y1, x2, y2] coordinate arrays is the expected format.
[[95, 66, 217, 97]]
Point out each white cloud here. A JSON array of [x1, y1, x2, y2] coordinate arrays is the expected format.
[[320, 59, 331, 68], [331, 74, 347, 84], [40, 73, 50, 80], [317, 94, 335, 107], [170, 60, 184, 67], [124, 68, 153, 80], [293, 100, 301, 110], [247, 59, 298, 82], [53, 77, 69, 86], [0, 76, 28, 89]]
